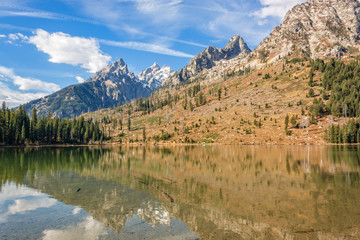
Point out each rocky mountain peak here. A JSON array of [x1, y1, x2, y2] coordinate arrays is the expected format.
[[254, 0, 360, 63], [138, 62, 174, 91], [105, 58, 129, 75], [151, 62, 160, 70], [221, 35, 251, 59], [87, 58, 134, 83], [165, 34, 251, 85]]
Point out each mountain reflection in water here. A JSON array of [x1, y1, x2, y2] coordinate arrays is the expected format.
[[1, 146, 360, 239]]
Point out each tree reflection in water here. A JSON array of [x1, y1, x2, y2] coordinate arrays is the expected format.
[[1, 145, 360, 239]]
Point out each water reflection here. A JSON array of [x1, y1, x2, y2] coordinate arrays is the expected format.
[[1, 146, 360, 239]]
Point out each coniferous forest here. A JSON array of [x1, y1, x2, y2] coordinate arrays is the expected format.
[[0, 103, 103, 145], [307, 59, 360, 143], [310, 58, 360, 118], [325, 119, 360, 144]]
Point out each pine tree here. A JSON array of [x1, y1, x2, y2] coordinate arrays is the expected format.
[[285, 114, 289, 130], [127, 117, 131, 131], [21, 125, 26, 144], [142, 126, 146, 143]]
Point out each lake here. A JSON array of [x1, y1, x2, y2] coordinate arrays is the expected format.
[[0, 146, 360, 239]]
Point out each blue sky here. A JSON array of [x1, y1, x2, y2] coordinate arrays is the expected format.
[[0, 0, 306, 107]]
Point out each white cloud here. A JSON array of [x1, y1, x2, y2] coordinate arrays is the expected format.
[[75, 76, 85, 83], [8, 32, 27, 41], [5, 32, 28, 45], [42, 216, 108, 240], [0, 34, 6, 38], [28, 29, 111, 73], [72, 207, 81, 215], [100, 39, 193, 58], [0, 183, 57, 223], [0, 66, 60, 107], [254, 0, 306, 19], [0, 82, 51, 108], [0, 65, 60, 92], [8, 198, 57, 215]]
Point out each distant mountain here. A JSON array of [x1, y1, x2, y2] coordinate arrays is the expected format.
[[24, 59, 153, 118], [254, 0, 360, 63], [138, 62, 174, 91], [165, 35, 251, 85]]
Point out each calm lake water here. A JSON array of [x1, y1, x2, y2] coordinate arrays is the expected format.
[[1, 146, 360, 240]]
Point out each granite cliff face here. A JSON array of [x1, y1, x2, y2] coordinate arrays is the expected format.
[[166, 35, 251, 85], [255, 0, 360, 63], [24, 59, 153, 118]]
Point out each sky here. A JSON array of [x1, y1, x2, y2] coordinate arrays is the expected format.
[[0, 0, 306, 107]]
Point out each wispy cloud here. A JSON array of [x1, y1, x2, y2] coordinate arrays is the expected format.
[[28, 29, 111, 73], [0, 10, 59, 19], [61, 0, 287, 48], [61, 0, 207, 48], [0, 23, 33, 32], [0, 3, 101, 25], [99, 39, 193, 58], [7, 29, 194, 60]]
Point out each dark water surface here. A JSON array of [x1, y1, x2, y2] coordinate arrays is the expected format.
[[1, 146, 360, 239]]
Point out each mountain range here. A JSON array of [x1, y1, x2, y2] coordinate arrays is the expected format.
[[24, 0, 360, 119], [24, 59, 173, 118]]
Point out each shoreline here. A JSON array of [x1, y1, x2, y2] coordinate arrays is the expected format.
[[1, 142, 360, 148]]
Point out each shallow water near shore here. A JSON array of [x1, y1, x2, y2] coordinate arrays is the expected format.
[[1, 145, 360, 239]]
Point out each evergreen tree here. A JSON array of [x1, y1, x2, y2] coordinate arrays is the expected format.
[[285, 114, 289, 130], [142, 126, 146, 143], [127, 117, 131, 131]]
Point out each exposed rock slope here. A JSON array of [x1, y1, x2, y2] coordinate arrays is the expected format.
[[255, 0, 360, 62]]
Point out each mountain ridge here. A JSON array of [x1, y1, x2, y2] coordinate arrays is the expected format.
[[23, 59, 167, 118], [164, 35, 251, 86]]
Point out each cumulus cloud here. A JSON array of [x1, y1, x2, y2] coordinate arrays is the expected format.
[[75, 76, 85, 83], [254, 0, 306, 19], [28, 29, 111, 73], [0, 65, 60, 92]]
